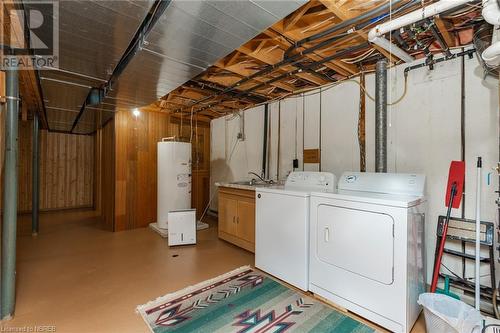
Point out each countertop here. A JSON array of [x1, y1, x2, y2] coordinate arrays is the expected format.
[[215, 182, 258, 191], [216, 180, 284, 191]]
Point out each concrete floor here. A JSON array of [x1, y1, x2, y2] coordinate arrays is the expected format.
[[2, 210, 426, 332]]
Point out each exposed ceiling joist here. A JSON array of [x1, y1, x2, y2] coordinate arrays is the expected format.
[[318, 0, 398, 61], [435, 16, 456, 48]]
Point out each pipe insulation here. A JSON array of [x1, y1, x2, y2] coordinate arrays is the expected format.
[[481, 0, 500, 66], [1, 70, 19, 320], [367, 0, 471, 63], [375, 59, 388, 173]]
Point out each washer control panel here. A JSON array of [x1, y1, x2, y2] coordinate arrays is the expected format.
[[338, 171, 425, 196], [285, 171, 336, 192]]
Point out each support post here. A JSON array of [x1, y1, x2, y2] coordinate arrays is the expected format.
[[32, 112, 39, 236], [375, 59, 387, 173], [1, 69, 19, 320]]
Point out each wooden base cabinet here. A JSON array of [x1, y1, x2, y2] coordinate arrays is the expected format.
[[218, 187, 255, 253]]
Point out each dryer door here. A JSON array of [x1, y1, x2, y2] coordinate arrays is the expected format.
[[317, 204, 394, 285]]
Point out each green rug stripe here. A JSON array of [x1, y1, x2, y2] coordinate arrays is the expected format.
[[152, 277, 275, 333], [166, 279, 286, 333], [185, 280, 290, 333], [169, 280, 285, 333], [182, 279, 284, 333], [202, 281, 294, 332]]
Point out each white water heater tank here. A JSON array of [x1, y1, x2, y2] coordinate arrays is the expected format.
[[157, 141, 192, 229]]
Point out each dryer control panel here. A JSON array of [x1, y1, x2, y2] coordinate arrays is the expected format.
[[338, 171, 425, 196], [285, 171, 336, 192]]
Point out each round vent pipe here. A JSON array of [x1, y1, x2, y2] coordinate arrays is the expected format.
[[481, 0, 500, 67], [375, 59, 388, 173]]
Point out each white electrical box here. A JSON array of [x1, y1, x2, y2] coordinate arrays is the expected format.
[[167, 209, 196, 246]]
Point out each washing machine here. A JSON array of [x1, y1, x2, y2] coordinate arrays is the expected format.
[[255, 171, 335, 291], [309, 172, 426, 333]]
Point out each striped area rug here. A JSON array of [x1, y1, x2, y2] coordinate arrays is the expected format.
[[137, 266, 375, 333]]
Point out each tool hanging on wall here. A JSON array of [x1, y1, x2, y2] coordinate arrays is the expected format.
[[475, 157, 482, 310], [431, 161, 466, 293]]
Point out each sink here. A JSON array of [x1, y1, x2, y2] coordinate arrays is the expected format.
[[230, 180, 273, 186]]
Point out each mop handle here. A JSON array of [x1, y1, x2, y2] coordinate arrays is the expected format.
[[430, 183, 457, 293], [475, 157, 482, 310]]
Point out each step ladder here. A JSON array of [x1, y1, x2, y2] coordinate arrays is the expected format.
[[434, 215, 496, 314]]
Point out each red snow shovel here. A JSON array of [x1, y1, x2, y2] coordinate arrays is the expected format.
[[430, 161, 466, 293]]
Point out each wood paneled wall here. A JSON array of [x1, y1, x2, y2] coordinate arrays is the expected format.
[[18, 121, 95, 212], [187, 121, 210, 219], [95, 118, 115, 230], [109, 110, 211, 231], [114, 110, 178, 231]]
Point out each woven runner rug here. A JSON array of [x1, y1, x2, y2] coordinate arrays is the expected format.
[[137, 266, 375, 333]]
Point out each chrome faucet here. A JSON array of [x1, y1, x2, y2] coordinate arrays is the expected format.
[[248, 172, 274, 185]]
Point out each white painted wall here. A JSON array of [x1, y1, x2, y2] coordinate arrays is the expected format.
[[210, 54, 499, 285], [210, 106, 264, 209], [304, 92, 321, 171], [321, 78, 361, 176]]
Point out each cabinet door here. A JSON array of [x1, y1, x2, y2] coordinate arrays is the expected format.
[[219, 195, 238, 236], [237, 199, 255, 244]]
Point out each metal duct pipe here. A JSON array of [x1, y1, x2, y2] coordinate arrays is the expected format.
[[375, 59, 388, 173], [32, 112, 40, 236], [2, 69, 19, 320]]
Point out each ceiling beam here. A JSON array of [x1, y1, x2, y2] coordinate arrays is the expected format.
[[284, 1, 315, 30], [318, 0, 400, 62], [435, 17, 456, 48], [265, 27, 358, 76], [214, 61, 297, 92], [237, 44, 327, 86]]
